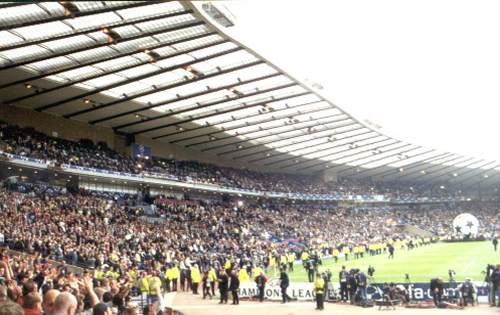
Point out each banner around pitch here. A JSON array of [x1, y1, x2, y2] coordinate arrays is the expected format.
[[238, 281, 489, 303]]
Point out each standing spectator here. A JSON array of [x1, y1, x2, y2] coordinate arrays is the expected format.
[[388, 244, 395, 259], [229, 270, 240, 305], [279, 270, 291, 304], [22, 292, 42, 315], [339, 266, 349, 302], [0, 301, 23, 315], [430, 277, 444, 307], [217, 269, 228, 304], [201, 271, 212, 300], [42, 290, 60, 315], [52, 292, 77, 315], [255, 272, 267, 302]]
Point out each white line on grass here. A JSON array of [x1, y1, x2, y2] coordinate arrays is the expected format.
[[460, 260, 475, 275]]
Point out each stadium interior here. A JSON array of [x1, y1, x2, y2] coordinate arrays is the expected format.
[[0, 2, 498, 315]]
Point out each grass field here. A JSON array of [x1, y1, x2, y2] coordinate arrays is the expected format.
[[285, 241, 498, 283]]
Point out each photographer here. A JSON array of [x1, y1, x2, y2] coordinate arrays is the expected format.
[[355, 270, 368, 303], [456, 278, 476, 306], [339, 266, 349, 302], [347, 269, 357, 304], [394, 284, 409, 304], [430, 277, 444, 307], [492, 264, 500, 307]]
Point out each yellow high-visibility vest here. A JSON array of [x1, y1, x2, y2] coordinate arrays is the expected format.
[[280, 255, 287, 265], [191, 267, 201, 283], [238, 269, 249, 283], [139, 277, 150, 294], [94, 270, 104, 280], [314, 277, 325, 294], [252, 267, 263, 278], [208, 268, 217, 282], [301, 252, 309, 261], [171, 266, 179, 279], [148, 276, 161, 295]]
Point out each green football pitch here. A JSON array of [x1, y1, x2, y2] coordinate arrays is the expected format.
[[283, 241, 498, 283]]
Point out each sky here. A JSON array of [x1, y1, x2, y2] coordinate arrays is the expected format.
[[209, 0, 500, 162]]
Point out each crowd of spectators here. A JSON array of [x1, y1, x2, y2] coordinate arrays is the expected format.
[[0, 181, 497, 273], [0, 179, 498, 314], [0, 248, 176, 315], [397, 202, 499, 238], [0, 122, 478, 199]]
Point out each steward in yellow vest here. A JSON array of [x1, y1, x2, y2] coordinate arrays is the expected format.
[[314, 273, 325, 310], [301, 251, 309, 262], [190, 265, 201, 295], [148, 271, 162, 300], [238, 268, 249, 283], [287, 253, 295, 271], [138, 272, 150, 295], [208, 266, 217, 296], [171, 264, 180, 291]]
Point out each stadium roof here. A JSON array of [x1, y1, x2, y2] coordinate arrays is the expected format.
[[0, 1, 498, 187]]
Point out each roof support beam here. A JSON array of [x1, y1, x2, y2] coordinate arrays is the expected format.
[[89, 61, 267, 125], [457, 163, 500, 185], [233, 125, 366, 161], [409, 157, 477, 181], [258, 131, 378, 165], [171, 103, 333, 144], [0, 9, 193, 53], [0, 1, 165, 33], [290, 139, 401, 171], [390, 155, 465, 180], [274, 133, 386, 168], [349, 149, 436, 178], [446, 160, 498, 183], [278, 136, 392, 170], [193, 113, 348, 151], [370, 152, 452, 178], [109, 75, 288, 130], [426, 161, 496, 183], [36, 46, 247, 112], [0, 18, 202, 72], [1, 31, 216, 92], [34, 40, 230, 111], [152, 92, 312, 140], [335, 145, 420, 175], [166, 100, 327, 143], [0, 3, 35, 9], [217, 120, 357, 158], [463, 166, 500, 188]]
